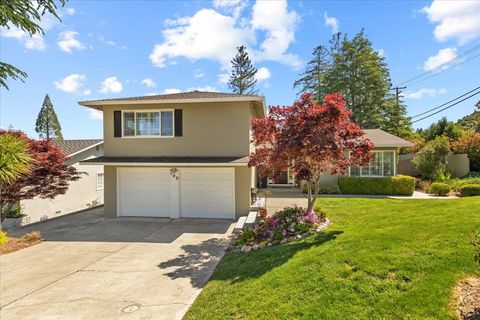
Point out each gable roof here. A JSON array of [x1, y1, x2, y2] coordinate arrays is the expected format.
[[363, 129, 413, 148], [53, 139, 103, 157], [78, 90, 266, 117]]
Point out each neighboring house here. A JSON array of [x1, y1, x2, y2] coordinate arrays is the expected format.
[[79, 91, 265, 220], [267, 129, 414, 186], [21, 139, 104, 224]]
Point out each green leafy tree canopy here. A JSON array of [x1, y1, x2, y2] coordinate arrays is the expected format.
[[35, 94, 63, 140], [412, 136, 450, 180]]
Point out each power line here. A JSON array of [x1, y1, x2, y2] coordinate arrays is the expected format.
[[395, 42, 480, 87], [411, 90, 480, 124], [411, 86, 480, 118]]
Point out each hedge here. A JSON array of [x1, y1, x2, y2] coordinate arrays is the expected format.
[[459, 184, 480, 197], [338, 175, 415, 196], [429, 182, 450, 196]]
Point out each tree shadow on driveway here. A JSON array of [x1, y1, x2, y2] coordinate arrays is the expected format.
[[158, 230, 342, 288], [157, 237, 229, 288]]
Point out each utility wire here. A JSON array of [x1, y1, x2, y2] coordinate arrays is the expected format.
[[411, 86, 480, 118], [411, 90, 480, 124], [395, 42, 480, 87]]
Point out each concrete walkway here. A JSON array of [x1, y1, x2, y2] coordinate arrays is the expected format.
[[0, 207, 234, 320], [266, 188, 308, 213]]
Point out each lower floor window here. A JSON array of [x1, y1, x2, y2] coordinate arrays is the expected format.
[[349, 151, 395, 177], [97, 172, 104, 190]]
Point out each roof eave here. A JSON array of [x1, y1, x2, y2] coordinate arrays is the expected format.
[[66, 141, 104, 157]]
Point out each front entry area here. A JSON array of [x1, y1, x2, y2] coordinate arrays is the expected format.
[[117, 167, 235, 219]]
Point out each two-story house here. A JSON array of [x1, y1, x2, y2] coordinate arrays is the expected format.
[[79, 91, 265, 220]]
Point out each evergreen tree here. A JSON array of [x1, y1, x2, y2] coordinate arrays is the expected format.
[[35, 94, 63, 140], [457, 100, 480, 133], [228, 46, 258, 95], [293, 45, 330, 103], [294, 30, 410, 131], [382, 94, 412, 138]]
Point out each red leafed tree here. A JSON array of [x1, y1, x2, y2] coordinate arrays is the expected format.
[[249, 93, 373, 211], [0, 130, 82, 210]]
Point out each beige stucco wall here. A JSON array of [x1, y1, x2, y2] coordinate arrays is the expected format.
[[398, 153, 470, 178], [103, 101, 252, 157], [104, 165, 251, 219], [21, 145, 104, 224]]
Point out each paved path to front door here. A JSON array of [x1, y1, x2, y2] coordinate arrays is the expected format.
[[0, 208, 234, 320], [266, 188, 308, 213]]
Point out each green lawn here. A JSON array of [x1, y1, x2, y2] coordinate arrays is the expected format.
[[185, 197, 480, 320]]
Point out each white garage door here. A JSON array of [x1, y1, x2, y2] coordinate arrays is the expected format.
[[118, 168, 171, 217], [180, 168, 235, 219]]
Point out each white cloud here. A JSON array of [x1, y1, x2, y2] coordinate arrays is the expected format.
[[213, 0, 247, 19], [422, 0, 480, 44], [190, 85, 216, 92], [54, 74, 86, 93], [149, 0, 300, 70], [423, 47, 457, 71], [323, 12, 339, 33], [194, 69, 205, 78], [58, 30, 85, 53], [218, 73, 230, 85], [99, 76, 123, 93], [256, 67, 271, 82], [141, 78, 156, 88], [251, 0, 301, 69], [89, 109, 103, 120], [405, 87, 447, 99], [1, 25, 46, 50], [83, 89, 92, 96], [162, 88, 182, 94], [98, 34, 127, 50], [65, 8, 76, 16]]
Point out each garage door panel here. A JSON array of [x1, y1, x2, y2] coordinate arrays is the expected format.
[[118, 168, 171, 217], [180, 168, 234, 219]]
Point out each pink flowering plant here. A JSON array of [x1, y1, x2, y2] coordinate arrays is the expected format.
[[236, 206, 326, 246]]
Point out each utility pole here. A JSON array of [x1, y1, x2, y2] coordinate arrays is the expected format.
[[391, 86, 407, 107]]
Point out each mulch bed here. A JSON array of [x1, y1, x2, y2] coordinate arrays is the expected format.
[[454, 276, 480, 320], [0, 234, 42, 255]]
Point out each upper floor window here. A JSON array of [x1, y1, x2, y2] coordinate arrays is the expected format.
[[349, 151, 395, 177], [123, 110, 174, 137]]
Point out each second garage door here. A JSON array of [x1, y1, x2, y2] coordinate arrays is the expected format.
[[180, 168, 235, 219]]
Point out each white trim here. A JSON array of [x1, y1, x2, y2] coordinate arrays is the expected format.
[[121, 109, 174, 138], [267, 167, 295, 186], [116, 167, 120, 217], [96, 172, 104, 190], [81, 162, 248, 167], [67, 141, 103, 157]]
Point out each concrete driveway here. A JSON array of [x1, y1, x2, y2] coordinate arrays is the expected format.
[[0, 207, 234, 320]]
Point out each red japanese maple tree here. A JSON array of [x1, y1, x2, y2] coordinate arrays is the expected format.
[[0, 130, 82, 212], [249, 93, 373, 211]]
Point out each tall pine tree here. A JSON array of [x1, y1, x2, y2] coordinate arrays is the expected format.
[[228, 46, 258, 95], [294, 30, 411, 134], [35, 94, 63, 140]]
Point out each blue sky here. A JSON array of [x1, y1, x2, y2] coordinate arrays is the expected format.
[[1, 0, 479, 139]]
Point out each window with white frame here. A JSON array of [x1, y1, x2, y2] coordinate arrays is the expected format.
[[123, 110, 174, 137], [349, 151, 395, 177], [96, 172, 104, 190]]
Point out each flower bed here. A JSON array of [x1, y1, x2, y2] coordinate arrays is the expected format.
[[230, 206, 329, 253]]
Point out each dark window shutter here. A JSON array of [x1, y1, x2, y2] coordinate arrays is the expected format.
[[113, 111, 122, 137], [174, 109, 183, 137]]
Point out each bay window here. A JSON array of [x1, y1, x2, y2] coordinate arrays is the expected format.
[[349, 151, 395, 177], [123, 110, 174, 137]]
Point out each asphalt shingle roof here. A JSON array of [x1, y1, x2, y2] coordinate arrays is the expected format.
[[53, 139, 103, 156], [363, 129, 413, 147], [79, 90, 262, 104], [81, 156, 249, 164]]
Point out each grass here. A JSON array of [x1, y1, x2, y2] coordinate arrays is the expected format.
[[185, 197, 480, 320], [0, 231, 42, 255]]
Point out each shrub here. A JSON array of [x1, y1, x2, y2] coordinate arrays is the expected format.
[[338, 175, 415, 196], [451, 132, 480, 171], [412, 136, 450, 180], [22, 231, 42, 242], [428, 182, 450, 196], [0, 231, 7, 245], [1, 203, 25, 220], [459, 184, 480, 197], [302, 183, 340, 194]]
